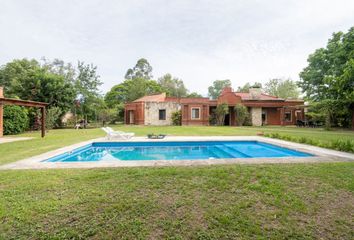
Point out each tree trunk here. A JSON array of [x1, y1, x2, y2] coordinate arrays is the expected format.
[[351, 105, 354, 130], [325, 110, 331, 130]]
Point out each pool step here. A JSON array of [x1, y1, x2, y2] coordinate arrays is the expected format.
[[221, 145, 251, 158], [210, 146, 231, 158], [213, 145, 249, 158]]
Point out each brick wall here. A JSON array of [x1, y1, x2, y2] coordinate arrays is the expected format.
[[0, 87, 3, 137]]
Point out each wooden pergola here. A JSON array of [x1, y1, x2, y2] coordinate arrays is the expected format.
[[0, 87, 48, 138]]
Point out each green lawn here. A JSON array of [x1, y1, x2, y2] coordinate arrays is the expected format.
[[0, 163, 353, 239], [0, 126, 353, 239], [0, 126, 353, 166]]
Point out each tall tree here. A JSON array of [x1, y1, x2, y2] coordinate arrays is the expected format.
[[187, 92, 203, 98], [208, 79, 232, 99], [0, 58, 76, 110], [125, 58, 153, 80], [41, 58, 76, 84], [299, 27, 354, 128], [74, 61, 103, 120], [264, 78, 300, 99], [106, 58, 161, 107], [236, 82, 262, 92], [158, 73, 188, 97], [75, 61, 102, 98], [105, 78, 162, 107], [0, 59, 41, 96]]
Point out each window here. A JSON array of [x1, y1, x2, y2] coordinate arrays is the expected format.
[[284, 111, 292, 122], [191, 108, 200, 119], [159, 109, 166, 120]]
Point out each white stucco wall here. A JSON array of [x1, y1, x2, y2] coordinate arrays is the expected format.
[[251, 107, 262, 126], [144, 102, 180, 125]]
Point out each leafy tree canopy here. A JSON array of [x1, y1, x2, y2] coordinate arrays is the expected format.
[[0, 59, 76, 111], [236, 82, 262, 92], [299, 26, 354, 128], [264, 78, 300, 99], [0, 58, 104, 127], [105, 78, 162, 107], [158, 73, 188, 97], [125, 58, 153, 80], [208, 79, 231, 99], [187, 92, 203, 98], [0, 59, 41, 96], [299, 27, 354, 104], [75, 61, 102, 99], [41, 58, 76, 84]]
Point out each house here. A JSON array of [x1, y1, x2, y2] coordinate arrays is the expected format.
[[124, 87, 305, 126]]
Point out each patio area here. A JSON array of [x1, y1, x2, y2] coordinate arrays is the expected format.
[[1, 136, 353, 170]]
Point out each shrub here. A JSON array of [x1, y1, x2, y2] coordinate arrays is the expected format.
[[331, 139, 354, 152], [209, 114, 217, 126], [299, 137, 307, 143], [264, 132, 354, 153], [171, 110, 182, 125], [98, 108, 118, 126], [215, 103, 229, 126], [234, 104, 250, 126], [3, 105, 29, 135], [45, 107, 63, 129]]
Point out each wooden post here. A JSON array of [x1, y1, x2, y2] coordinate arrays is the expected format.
[[41, 107, 45, 138], [0, 87, 3, 137], [352, 105, 354, 130], [0, 103, 3, 138], [280, 107, 285, 126]]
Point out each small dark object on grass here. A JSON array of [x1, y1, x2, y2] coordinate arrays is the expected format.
[[147, 133, 166, 139], [256, 132, 264, 136]]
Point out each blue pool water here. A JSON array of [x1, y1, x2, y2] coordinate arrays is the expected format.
[[44, 141, 313, 162]]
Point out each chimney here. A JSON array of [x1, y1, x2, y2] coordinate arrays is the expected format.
[[0, 87, 3, 98], [221, 87, 233, 95], [249, 86, 262, 100]]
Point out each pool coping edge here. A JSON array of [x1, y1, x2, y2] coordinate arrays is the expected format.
[[1, 136, 353, 170]]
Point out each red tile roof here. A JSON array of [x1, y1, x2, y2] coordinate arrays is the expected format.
[[234, 92, 283, 101], [133, 93, 210, 103], [132, 91, 302, 104], [133, 93, 167, 102]]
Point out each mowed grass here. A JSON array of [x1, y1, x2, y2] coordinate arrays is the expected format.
[[0, 128, 105, 165], [0, 127, 353, 239], [117, 125, 354, 142], [0, 126, 353, 165], [0, 163, 353, 239]]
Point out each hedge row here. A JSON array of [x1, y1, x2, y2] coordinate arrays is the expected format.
[[264, 132, 354, 153], [3, 105, 29, 135]]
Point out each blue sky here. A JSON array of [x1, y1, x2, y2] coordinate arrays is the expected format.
[[1, 0, 354, 95]]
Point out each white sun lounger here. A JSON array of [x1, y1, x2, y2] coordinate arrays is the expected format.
[[101, 127, 135, 140]]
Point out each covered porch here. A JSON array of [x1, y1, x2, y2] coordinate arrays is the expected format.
[[0, 87, 48, 138], [279, 105, 306, 126]]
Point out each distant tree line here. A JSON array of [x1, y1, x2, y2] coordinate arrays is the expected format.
[[1, 26, 352, 134], [0, 58, 104, 134], [299, 27, 354, 129]]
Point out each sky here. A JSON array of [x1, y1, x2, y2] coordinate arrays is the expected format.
[[1, 0, 354, 95]]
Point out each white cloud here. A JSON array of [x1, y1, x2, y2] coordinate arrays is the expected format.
[[0, 0, 353, 94]]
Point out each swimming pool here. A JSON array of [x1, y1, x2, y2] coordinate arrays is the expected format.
[[44, 141, 313, 162]]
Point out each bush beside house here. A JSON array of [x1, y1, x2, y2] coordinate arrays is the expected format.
[[3, 105, 29, 135]]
